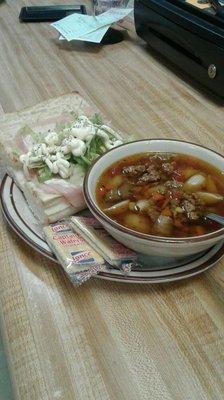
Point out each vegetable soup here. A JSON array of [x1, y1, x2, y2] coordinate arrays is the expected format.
[[96, 152, 224, 237]]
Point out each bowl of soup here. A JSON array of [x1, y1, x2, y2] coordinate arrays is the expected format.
[[83, 139, 224, 257]]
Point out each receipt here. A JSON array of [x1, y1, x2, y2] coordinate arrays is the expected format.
[[59, 25, 110, 43], [52, 8, 133, 42], [52, 14, 102, 41]]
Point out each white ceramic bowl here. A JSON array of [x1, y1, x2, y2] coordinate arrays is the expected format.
[[84, 139, 224, 257]]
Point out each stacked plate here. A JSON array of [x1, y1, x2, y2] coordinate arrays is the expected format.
[[1, 175, 223, 284]]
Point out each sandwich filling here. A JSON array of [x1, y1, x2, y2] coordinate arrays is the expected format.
[[8, 113, 125, 223], [18, 114, 124, 182]]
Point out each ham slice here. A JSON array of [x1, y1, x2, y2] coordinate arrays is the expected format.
[[42, 180, 86, 210]]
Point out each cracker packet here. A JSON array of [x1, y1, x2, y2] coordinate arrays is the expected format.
[[43, 221, 105, 285], [70, 216, 137, 273]]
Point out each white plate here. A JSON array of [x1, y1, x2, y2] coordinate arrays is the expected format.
[[1, 174, 224, 283]]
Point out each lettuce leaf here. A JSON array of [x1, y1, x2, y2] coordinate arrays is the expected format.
[[70, 154, 91, 169], [90, 113, 103, 126], [38, 166, 53, 183], [86, 135, 106, 159], [70, 134, 106, 170]]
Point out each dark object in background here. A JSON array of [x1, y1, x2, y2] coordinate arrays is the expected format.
[[101, 28, 124, 45], [209, 0, 224, 18], [19, 5, 87, 22], [134, 0, 224, 97]]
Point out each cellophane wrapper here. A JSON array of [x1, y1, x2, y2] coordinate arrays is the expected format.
[[43, 221, 105, 285]]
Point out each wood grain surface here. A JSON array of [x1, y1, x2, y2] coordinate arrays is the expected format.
[[0, 1, 224, 399]]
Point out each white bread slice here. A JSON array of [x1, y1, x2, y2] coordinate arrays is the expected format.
[[23, 181, 75, 223]]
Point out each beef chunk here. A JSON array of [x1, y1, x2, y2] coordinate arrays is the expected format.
[[122, 165, 147, 176], [137, 165, 161, 184], [188, 211, 200, 221], [162, 162, 176, 175], [165, 180, 183, 189], [122, 161, 162, 184], [181, 195, 202, 221], [182, 200, 195, 213], [138, 171, 160, 184]]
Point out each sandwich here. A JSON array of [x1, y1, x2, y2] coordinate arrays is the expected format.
[[0, 93, 125, 223]]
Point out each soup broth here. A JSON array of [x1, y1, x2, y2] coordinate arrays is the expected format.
[[96, 152, 224, 237]]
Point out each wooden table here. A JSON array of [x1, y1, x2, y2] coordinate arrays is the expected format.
[[0, 1, 224, 399]]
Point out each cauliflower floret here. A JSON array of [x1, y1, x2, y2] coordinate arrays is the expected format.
[[71, 126, 95, 140], [60, 137, 72, 155], [70, 116, 96, 140], [32, 144, 43, 157], [40, 143, 48, 155], [56, 158, 71, 178], [45, 131, 59, 146], [45, 155, 71, 178], [70, 139, 86, 157]]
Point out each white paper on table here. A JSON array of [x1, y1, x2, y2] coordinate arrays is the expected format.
[[51, 8, 133, 42], [59, 24, 111, 43], [52, 14, 101, 41]]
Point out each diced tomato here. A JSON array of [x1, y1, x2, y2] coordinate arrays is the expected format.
[[173, 219, 184, 228], [105, 183, 115, 190], [174, 219, 190, 233], [110, 167, 121, 176], [169, 190, 182, 199], [161, 196, 170, 209], [132, 194, 144, 201], [97, 186, 106, 196], [141, 187, 150, 197], [173, 169, 184, 182], [195, 226, 205, 236], [152, 193, 165, 202]]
